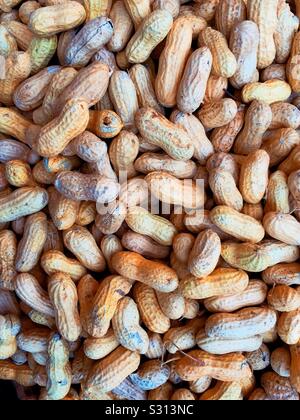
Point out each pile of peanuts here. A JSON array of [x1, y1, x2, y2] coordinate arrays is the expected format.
[[1, 0, 300, 401]]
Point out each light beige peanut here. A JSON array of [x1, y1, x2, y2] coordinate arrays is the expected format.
[[189, 376, 212, 394], [17, 327, 50, 353], [41, 249, 87, 282], [125, 206, 177, 247], [274, 0, 299, 64], [261, 371, 299, 400], [245, 343, 270, 371], [100, 234, 123, 272], [288, 169, 300, 201], [242, 80, 292, 104], [107, 0, 133, 52], [263, 212, 300, 246], [0, 229, 17, 290], [203, 74, 227, 103], [233, 100, 272, 155], [271, 347, 291, 378], [262, 128, 300, 167], [265, 171, 290, 214], [277, 309, 300, 345], [172, 232, 195, 264], [287, 31, 300, 93], [112, 297, 149, 354], [130, 359, 170, 391], [270, 102, 300, 130], [208, 169, 243, 211], [0, 314, 21, 360], [239, 150, 270, 204], [87, 275, 133, 338], [0, 23, 17, 57], [163, 319, 204, 354], [136, 107, 194, 161], [171, 388, 195, 400], [123, 0, 150, 29], [268, 284, 300, 312], [77, 273, 99, 334], [261, 63, 286, 82], [207, 152, 239, 184], [177, 47, 212, 114], [121, 231, 169, 260], [262, 263, 300, 286], [180, 267, 249, 300], [145, 333, 165, 360], [156, 290, 185, 320], [204, 280, 267, 313], [84, 329, 119, 361], [135, 153, 196, 179], [197, 98, 238, 130], [109, 130, 139, 179], [5, 160, 35, 188], [170, 110, 214, 165], [155, 16, 193, 107]]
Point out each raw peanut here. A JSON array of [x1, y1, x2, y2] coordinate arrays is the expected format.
[[145, 333, 165, 359], [0, 24, 17, 57], [109, 130, 139, 178], [0, 108, 32, 143], [0, 230, 17, 291], [263, 212, 300, 246], [48, 273, 81, 342], [171, 388, 195, 400], [288, 170, 300, 201], [126, 10, 173, 64], [177, 47, 212, 114], [44, 333, 72, 400], [269, 103, 300, 130], [155, 17, 193, 107], [204, 280, 267, 313], [290, 341, 300, 392], [0, 187, 48, 223], [125, 206, 177, 247], [198, 98, 237, 130], [156, 290, 185, 320], [107, 1, 133, 52], [178, 7, 207, 39], [85, 346, 140, 394], [176, 350, 251, 382], [198, 27, 237, 78], [170, 252, 190, 281], [242, 80, 292, 104], [222, 240, 300, 273], [148, 382, 174, 400], [82, 0, 111, 20], [279, 146, 300, 175], [145, 171, 205, 209], [239, 150, 270, 204], [233, 100, 272, 155], [180, 267, 248, 300], [55, 171, 119, 203], [13, 66, 60, 112], [215, 0, 246, 39], [87, 110, 123, 139], [19, 1, 40, 24], [207, 152, 239, 184], [57, 28, 77, 66], [32, 161, 56, 185], [29, 2, 86, 36], [17, 328, 50, 353], [268, 284, 300, 312], [88, 275, 132, 338], [262, 263, 300, 286], [109, 71, 139, 131], [271, 347, 291, 378], [100, 234, 123, 272], [193, 0, 219, 21], [277, 309, 300, 344], [15, 273, 54, 317], [209, 169, 243, 211], [55, 62, 109, 116], [205, 307, 277, 339], [245, 344, 270, 371], [63, 225, 106, 272], [0, 314, 20, 360], [44, 155, 81, 174], [265, 171, 290, 214], [200, 381, 242, 400], [28, 36, 58, 75], [64, 17, 113, 67], [35, 99, 89, 157], [188, 229, 221, 278], [24, 306, 56, 330], [47, 187, 79, 230], [210, 104, 245, 153], [84, 329, 119, 360], [197, 329, 262, 355], [129, 64, 163, 114], [133, 282, 170, 333], [0, 361, 35, 386], [95, 202, 126, 235], [247, 0, 278, 69], [274, 1, 299, 64], [93, 47, 117, 76], [164, 319, 204, 354], [287, 31, 300, 92], [262, 128, 300, 167], [189, 376, 212, 394], [115, 50, 130, 70], [36, 67, 77, 124], [112, 378, 147, 401], [229, 20, 259, 89], [135, 153, 196, 179], [112, 297, 149, 354], [121, 231, 169, 259], [0, 51, 31, 105], [3, 21, 33, 50], [15, 212, 47, 272], [136, 107, 194, 161], [123, 0, 150, 29], [173, 232, 195, 264], [130, 359, 170, 391], [183, 299, 199, 320], [41, 249, 87, 281], [170, 111, 213, 164], [153, 0, 179, 18], [77, 274, 99, 333], [210, 205, 265, 243], [261, 372, 299, 400], [203, 75, 227, 103], [261, 63, 286, 82], [184, 209, 233, 241], [5, 160, 35, 187]]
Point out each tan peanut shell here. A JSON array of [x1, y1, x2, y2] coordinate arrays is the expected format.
[[197, 98, 238, 130], [208, 169, 243, 211], [271, 347, 291, 378], [261, 371, 299, 400], [242, 80, 292, 104], [84, 329, 119, 360], [41, 249, 87, 281], [263, 212, 300, 246], [200, 381, 242, 401]]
